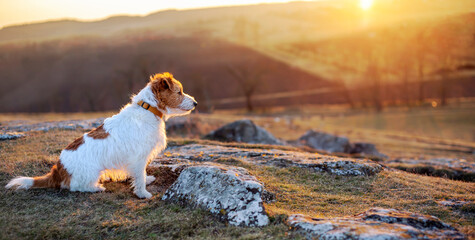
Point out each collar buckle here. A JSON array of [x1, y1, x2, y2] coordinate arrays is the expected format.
[[137, 100, 163, 119], [141, 102, 150, 110]]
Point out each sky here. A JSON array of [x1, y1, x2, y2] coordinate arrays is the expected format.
[[0, 0, 308, 28]]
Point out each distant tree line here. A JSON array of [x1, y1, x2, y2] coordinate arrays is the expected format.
[[284, 14, 475, 111]]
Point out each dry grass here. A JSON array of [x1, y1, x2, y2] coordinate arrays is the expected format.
[[0, 129, 474, 239], [0, 130, 289, 239]]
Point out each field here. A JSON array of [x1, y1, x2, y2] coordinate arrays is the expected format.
[[1, 103, 474, 239]]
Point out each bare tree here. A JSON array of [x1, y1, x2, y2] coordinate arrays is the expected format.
[[365, 63, 383, 112], [189, 73, 214, 112], [226, 64, 264, 112], [432, 27, 458, 106], [414, 31, 428, 104]]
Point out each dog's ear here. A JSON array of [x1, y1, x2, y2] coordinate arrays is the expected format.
[[159, 77, 174, 90], [150, 72, 174, 91]]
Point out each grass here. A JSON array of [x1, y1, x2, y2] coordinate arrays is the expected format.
[[215, 101, 475, 160], [0, 129, 474, 239], [0, 130, 289, 239]]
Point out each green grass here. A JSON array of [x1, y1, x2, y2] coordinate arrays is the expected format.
[[0, 130, 474, 238]]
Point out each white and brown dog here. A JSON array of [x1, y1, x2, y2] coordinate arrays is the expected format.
[[6, 72, 197, 199]]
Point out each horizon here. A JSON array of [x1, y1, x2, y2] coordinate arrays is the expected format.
[[0, 0, 314, 28]]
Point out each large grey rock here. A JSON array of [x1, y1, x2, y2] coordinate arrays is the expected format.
[[204, 120, 284, 145], [350, 142, 388, 158], [155, 144, 382, 176], [162, 164, 269, 227], [0, 118, 105, 133], [299, 130, 351, 153], [288, 208, 465, 240], [298, 130, 387, 158], [0, 132, 26, 141]]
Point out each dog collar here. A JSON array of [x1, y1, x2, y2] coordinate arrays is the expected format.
[[137, 100, 163, 119]]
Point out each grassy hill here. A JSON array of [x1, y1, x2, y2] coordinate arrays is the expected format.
[[1, 0, 474, 44], [0, 36, 334, 112], [0, 0, 474, 112]]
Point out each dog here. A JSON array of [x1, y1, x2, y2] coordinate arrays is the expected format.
[[6, 72, 197, 199]]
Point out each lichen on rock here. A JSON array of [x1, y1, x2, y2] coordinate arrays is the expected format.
[[158, 144, 383, 176], [162, 163, 270, 227], [0, 118, 104, 133], [0, 132, 26, 141], [287, 208, 466, 240]]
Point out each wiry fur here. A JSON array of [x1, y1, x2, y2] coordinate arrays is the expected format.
[[5, 73, 196, 199]]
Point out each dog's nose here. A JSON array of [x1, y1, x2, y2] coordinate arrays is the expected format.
[[193, 101, 198, 107]]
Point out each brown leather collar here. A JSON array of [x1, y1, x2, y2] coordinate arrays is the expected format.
[[137, 100, 163, 119]]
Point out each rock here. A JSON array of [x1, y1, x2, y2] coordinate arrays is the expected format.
[[155, 144, 382, 176], [204, 120, 284, 145], [288, 208, 466, 240], [438, 199, 473, 209], [387, 158, 475, 182], [166, 117, 198, 137], [350, 142, 387, 159], [162, 163, 269, 227], [298, 131, 386, 158], [388, 158, 475, 173], [0, 118, 105, 133], [298, 130, 351, 153], [0, 132, 26, 141]]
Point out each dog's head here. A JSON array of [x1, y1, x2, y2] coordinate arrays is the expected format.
[[149, 72, 197, 116]]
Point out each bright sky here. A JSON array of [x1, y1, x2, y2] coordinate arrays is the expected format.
[[0, 0, 306, 28]]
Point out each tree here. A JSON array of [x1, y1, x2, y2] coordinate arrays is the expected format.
[[365, 63, 383, 112], [413, 31, 428, 104], [226, 64, 264, 112], [432, 25, 458, 107]]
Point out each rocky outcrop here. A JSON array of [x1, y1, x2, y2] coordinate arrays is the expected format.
[[438, 199, 473, 209], [0, 132, 26, 141], [298, 130, 352, 153], [204, 120, 284, 145], [162, 164, 269, 227], [0, 118, 105, 133], [155, 144, 382, 176], [298, 130, 387, 158], [288, 208, 466, 240], [387, 158, 475, 182]]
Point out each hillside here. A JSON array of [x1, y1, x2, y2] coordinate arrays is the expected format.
[[0, 36, 334, 112], [1, 0, 474, 45], [0, 0, 474, 112]]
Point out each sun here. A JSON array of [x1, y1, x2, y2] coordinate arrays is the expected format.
[[359, 0, 373, 10]]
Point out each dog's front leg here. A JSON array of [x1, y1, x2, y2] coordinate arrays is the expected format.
[[129, 160, 152, 199]]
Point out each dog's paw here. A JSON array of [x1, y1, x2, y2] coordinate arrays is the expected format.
[[146, 175, 156, 185], [135, 190, 153, 199]]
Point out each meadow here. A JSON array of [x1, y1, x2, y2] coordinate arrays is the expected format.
[[1, 102, 474, 239]]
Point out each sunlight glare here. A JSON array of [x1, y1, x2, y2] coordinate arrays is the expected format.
[[359, 0, 373, 10]]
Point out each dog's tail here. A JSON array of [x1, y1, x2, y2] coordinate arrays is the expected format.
[[6, 163, 70, 190]]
